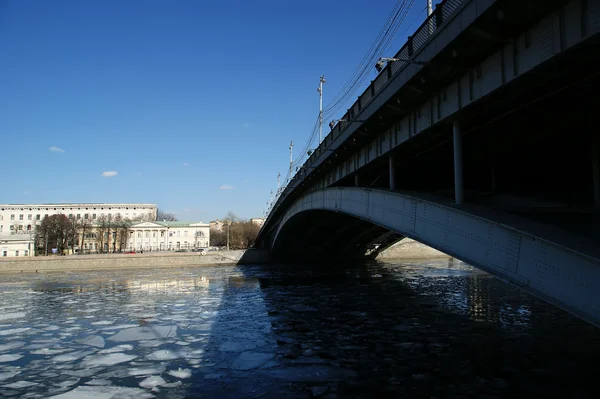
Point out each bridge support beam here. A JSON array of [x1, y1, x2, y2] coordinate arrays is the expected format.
[[389, 155, 396, 190], [453, 120, 464, 205], [593, 132, 600, 208]]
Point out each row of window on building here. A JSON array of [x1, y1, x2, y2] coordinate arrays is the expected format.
[[2, 250, 28, 257], [4, 212, 149, 222]]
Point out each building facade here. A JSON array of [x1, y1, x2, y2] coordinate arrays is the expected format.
[[126, 221, 210, 251], [0, 234, 34, 258], [0, 203, 157, 235]]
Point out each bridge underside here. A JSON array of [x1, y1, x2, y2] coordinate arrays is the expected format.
[[270, 188, 600, 327], [271, 209, 403, 262]]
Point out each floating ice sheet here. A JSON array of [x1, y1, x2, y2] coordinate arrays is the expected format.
[[107, 326, 177, 342]]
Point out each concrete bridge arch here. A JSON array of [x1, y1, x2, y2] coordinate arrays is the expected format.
[[267, 187, 600, 327]]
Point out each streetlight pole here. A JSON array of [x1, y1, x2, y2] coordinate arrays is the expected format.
[[317, 75, 326, 144], [427, 0, 432, 16], [289, 141, 294, 181], [226, 223, 230, 251]]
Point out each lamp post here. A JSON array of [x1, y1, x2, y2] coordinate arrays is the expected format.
[[317, 75, 326, 144]]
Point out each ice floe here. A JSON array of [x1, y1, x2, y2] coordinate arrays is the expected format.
[[47, 385, 155, 399], [75, 335, 105, 348], [98, 344, 133, 354], [0, 371, 21, 381], [138, 375, 166, 389], [166, 368, 191, 379], [2, 380, 39, 388], [0, 327, 30, 335], [81, 353, 137, 367], [0, 354, 23, 362], [0, 312, 26, 321], [107, 326, 177, 342], [0, 341, 25, 352]]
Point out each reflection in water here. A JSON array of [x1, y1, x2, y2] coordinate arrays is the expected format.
[[0, 261, 598, 398]]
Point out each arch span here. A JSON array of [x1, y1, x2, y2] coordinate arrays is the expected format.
[[270, 187, 600, 327]]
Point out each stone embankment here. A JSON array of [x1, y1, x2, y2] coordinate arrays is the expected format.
[[0, 250, 247, 274], [377, 238, 448, 259], [0, 240, 446, 274]]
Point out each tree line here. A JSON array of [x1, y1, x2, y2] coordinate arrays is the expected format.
[[209, 212, 261, 250], [34, 214, 134, 255]]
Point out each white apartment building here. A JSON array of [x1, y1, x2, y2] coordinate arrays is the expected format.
[[0, 203, 158, 235]]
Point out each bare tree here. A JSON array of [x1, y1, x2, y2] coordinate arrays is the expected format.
[[95, 215, 111, 253], [35, 215, 71, 255], [76, 219, 93, 253], [156, 209, 177, 221]]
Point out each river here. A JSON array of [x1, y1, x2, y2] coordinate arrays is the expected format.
[[0, 258, 598, 398]]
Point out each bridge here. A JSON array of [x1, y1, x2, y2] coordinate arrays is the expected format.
[[253, 0, 600, 327]]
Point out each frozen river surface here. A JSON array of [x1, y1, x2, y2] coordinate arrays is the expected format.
[[0, 259, 599, 398]]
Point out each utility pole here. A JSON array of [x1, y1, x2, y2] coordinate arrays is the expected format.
[[289, 141, 294, 180], [427, 0, 432, 16], [317, 75, 326, 144]]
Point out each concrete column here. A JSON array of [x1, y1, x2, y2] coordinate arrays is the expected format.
[[389, 155, 396, 190], [453, 120, 464, 205], [354, 173, 360, 187], [593, 133, 600, 207]]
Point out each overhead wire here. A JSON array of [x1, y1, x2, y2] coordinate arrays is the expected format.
[[283, 0, 419, 183]]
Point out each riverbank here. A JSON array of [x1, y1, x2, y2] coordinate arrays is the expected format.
[[0, 239, 448, 274], [377, 238, 448, 259], [0, 250, 247, 274]]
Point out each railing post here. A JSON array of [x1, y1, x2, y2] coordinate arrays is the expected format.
[[389, 155, 396, 191], [453, 120, 464, 205], [407, 36, 414, 57]]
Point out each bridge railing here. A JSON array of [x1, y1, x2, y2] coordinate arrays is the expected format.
[[267, 0, 467, 227]]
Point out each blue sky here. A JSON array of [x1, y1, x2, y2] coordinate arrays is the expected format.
[[0, 0, 427, 222]]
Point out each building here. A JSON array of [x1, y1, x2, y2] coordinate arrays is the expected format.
[[209, 219, 225, 231], [126, 221, 209, 252], [250, 218, 265, 227], [0, 234, 34, 258], [0, 203, 158, 235]]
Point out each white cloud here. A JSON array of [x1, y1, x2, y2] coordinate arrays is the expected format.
[[183, 162, 189, 167], [241, 123, 251, 128], [101, 171, 118, 177], [219, 184, 234, 190], [49, 146, 65, 153]]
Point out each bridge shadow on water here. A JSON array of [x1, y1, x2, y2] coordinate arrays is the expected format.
[[181, 259, 600, 399]]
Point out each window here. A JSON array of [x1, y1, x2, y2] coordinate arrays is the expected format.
[[10, 214, 15, 220], [137, 232, 142, 238], [15, 250, 19, 257], [19, 214, 23, 220], [84, 214, 89, 220], [145, 231, 149, 238], [93, 214, 97, 219], [184, 231, 188, 237], [24, 250, 28, 256], [69, 214, 74, 219], [44, 214, 49, 219], [28, 214, 32, 220], [152, 232, 156, 238], [36, 214, 40, 220], [161, 231, 165, 237], [2, 251, 6, 257], [77, 214, 81, 220]]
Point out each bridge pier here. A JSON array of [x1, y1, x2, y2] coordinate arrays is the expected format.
[[453, 120, 464, 205], [389, 155, 396, 191]]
